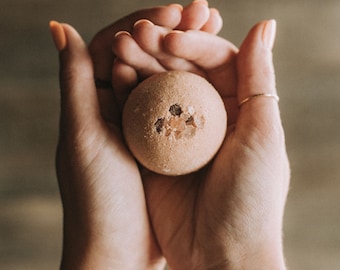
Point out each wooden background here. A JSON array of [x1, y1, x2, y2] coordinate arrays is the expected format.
[[0, 0, 339, 269]]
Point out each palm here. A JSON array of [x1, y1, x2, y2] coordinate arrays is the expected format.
[[83, 4, 226, 267], [141, 111, 237, 269], [109, 24, 241, 266], [56, 115, 165, 265], [123, 30, 284, 267], [136, 53, 241, 266], [142, 106, 285, 269], [111, 18, 288, 269]]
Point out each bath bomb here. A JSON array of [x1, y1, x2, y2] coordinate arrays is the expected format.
[[122, 71, 227, 175]]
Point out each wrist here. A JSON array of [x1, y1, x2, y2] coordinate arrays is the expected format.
[[60, 222, 165, 270], [61, 240, 165, 270], [192, 239, 286, 270], [225, 240, 286, 270], [195, 253, 286, 270]]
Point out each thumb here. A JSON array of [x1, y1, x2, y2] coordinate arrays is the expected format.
[[236, 20, 282, 134], [50, 21, 100, 133]]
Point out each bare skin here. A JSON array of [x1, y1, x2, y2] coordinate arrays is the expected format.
[[51, 2, 225, 270], [50, 1, 290, 269], [90, 1, 222, 124], [113, 19, 290, 270]]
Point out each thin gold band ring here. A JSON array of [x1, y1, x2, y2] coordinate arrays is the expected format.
[[238, 93, 279, 107]]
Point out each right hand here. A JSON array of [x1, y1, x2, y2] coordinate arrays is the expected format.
[[114, 20, 290, 270]]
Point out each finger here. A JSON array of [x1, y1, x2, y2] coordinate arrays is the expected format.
[[236, 20, 282, 139], [89, 5, 183, 81], [177, 0, 210, 31], [237, 20, 277, 102], [165, 30, 237, 70], [89, 5, 183, 126], [132, 19, 202, 73], [164, 30, 238, 96], [112, 58, 138, 111], [200, 8, 223, 34], [50, 21, 101, 133], [113, 30, 166, 78]]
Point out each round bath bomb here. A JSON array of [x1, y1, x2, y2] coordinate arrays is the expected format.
[[122, 71, 227, 175]]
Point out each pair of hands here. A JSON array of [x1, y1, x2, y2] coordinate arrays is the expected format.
[[50, 1, 289, 269]]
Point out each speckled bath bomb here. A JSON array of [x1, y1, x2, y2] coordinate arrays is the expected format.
[[122, 71, 227, 176]]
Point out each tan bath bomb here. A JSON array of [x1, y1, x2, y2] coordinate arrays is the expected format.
[[122, 71, 227, 175]]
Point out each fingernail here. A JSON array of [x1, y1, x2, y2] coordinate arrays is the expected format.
[[262, 19, 276, 50], [168, 3, 183, 12], [114, 30, 131, 39], [210, 7, 220, 16], [193, 0, 209, 6], [170, 30, 185, 34], [49, 20, 66, 51], [133, 19, 154, 28]]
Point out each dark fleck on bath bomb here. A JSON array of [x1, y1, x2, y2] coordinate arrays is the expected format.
[[122, 71, 227, 176]]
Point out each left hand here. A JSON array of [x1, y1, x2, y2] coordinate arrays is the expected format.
[[50, 2, 222, 269]]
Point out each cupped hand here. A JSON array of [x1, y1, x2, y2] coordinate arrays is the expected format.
[[50, 2, 222, 269], [90, 1, 222, 124], [114, 21, 290, 269], [52, 22, 163, 269]]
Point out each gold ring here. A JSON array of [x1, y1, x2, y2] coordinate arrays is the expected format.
[[238, 93, 279, 107]]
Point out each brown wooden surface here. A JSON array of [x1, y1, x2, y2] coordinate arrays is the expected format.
[[0, 0, 339, 269]]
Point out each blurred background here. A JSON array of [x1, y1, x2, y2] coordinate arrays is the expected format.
[[0, 0, 339, 269]]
